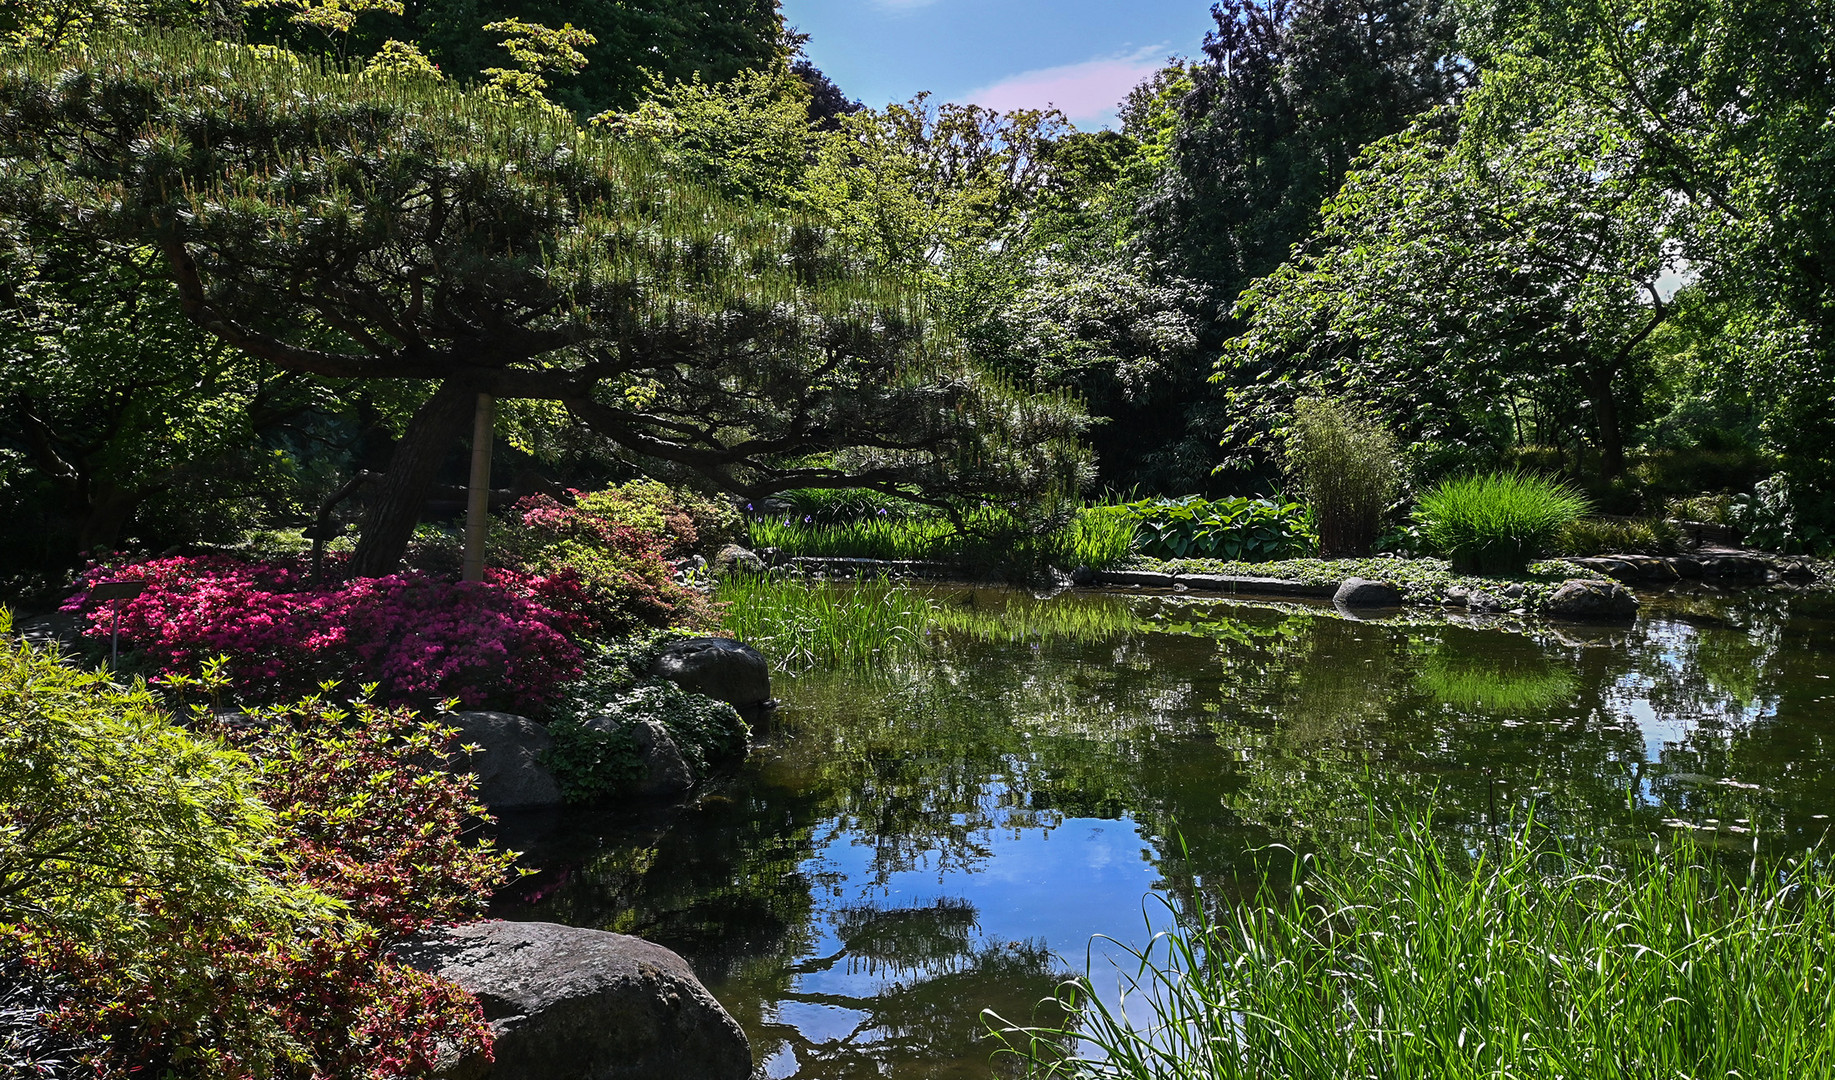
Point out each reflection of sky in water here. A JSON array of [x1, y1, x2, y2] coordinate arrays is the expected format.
[[1609, 617, 1778, 763], [762, 812, 1174, 1072]]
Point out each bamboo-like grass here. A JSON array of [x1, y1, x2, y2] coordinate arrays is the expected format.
[[714, 575, 1149, 670], [716, 575, 935, 670], [746, 504, 1138, 569], [987, 811, 1835, 1078]]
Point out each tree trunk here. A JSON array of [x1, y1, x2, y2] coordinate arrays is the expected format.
[[76, 483, 144, 556], [1587, 366, 1626, 481], [350, 381, 475, 578]]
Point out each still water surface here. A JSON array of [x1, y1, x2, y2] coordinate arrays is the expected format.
[[494, 585, 1835, 1078]]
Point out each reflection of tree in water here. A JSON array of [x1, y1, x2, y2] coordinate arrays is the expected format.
[[826, 897, 979, 977], [762, 933, 1070, 1080]]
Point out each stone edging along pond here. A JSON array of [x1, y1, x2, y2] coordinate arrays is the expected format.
[[763, 551, 1830, 623]]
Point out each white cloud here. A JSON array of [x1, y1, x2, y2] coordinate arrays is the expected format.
[[960, 45, 1167, 128]]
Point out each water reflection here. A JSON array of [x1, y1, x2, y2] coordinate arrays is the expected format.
[[494, 585, 1835, 1079]]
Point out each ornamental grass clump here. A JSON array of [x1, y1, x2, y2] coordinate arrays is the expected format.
[[988, 812, 1835, 1079], [1415, 472, 1591, 574], [1283, 397, 1400, 556]]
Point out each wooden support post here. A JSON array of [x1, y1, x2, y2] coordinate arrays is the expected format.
[[462, 393, 496, 583]]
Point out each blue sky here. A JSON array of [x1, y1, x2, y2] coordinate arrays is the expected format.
[[781, 0, 1219, 129]]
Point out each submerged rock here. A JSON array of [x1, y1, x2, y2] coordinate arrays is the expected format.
[[1544, 579, 1639, 622], [1333, 578, 1403, 607], [395, 921, 751, 1080], [448, 712, 563, 811], [648, 637, 772, 726]]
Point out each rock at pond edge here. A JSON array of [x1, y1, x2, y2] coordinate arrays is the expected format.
[[1544, 579, 1639, 622], [648, 637, 772, 726], [394, 920, 751, 1080], [447, 712, 563, 811], [582, 715, 695, 797], [1333, 578, 1404, 607]]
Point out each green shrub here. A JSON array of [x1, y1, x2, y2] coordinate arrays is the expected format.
[[1415, 472, 1590, 574], [1666, 493, 1739, 526], [0, 616, 505, 1077], [1118, 495, 1314, 562], [0, 614, 305, 952], [989, 813, 1835, 1079], [1284, 398, 1401, 556], [1554, 516, 1682, 556], [542, 635, 750, 803]]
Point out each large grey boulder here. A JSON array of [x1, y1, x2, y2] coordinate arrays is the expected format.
[[1333, 578, 1403, 607], [709, 544, 765, 577], [648, 637, 772, 726], [395, 921, 751, 1080], [1544, 579, 1639, 622], [448, 712, 563, 811]]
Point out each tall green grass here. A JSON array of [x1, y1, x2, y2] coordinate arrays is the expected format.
[[1284, 397, 1400, 556], [745, 503, 1137, 569], [715, 576, 1152, 669], [988, 813, 1835, 1078], [715, 575, 933, 670], [1416, 472, 1591, 574]]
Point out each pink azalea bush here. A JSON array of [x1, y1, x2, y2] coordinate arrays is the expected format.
[[63, 555, 585, 708]]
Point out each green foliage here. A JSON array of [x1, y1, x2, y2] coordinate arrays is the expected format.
[[1667, 494, 1738, 528], [1283, 398, 1400, 556], [1415, 473, 1591, 575], [543, 714, 643, 804], [593, 67, 816, 203], [1732, 474, 1829, 555], [401, 0, 787, 118], [1554, 517, 1682, 557], [0, 618, 311, 948], [1224, 103, 1670, 481], [542, 633, 748, 803], [989, 813, 1835, 1079], [477, 17, 594, 115], [1118, 495, 1313, 562]]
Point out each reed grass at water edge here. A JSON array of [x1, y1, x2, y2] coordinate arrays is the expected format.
[[988, 811, 1835, 1079]]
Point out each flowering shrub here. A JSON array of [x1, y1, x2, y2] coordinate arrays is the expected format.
[[1, 626, 509, 1078], [493, 489, 718, 636], [63, 555, 584, 708]]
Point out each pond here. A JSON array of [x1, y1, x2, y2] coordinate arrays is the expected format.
[[491, 584, 1835, 1079]]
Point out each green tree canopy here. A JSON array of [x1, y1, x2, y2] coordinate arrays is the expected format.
[[0, 34, 1091, 574], [1223, 103, 1671, 479], [1462, 0, 1835, 512]]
